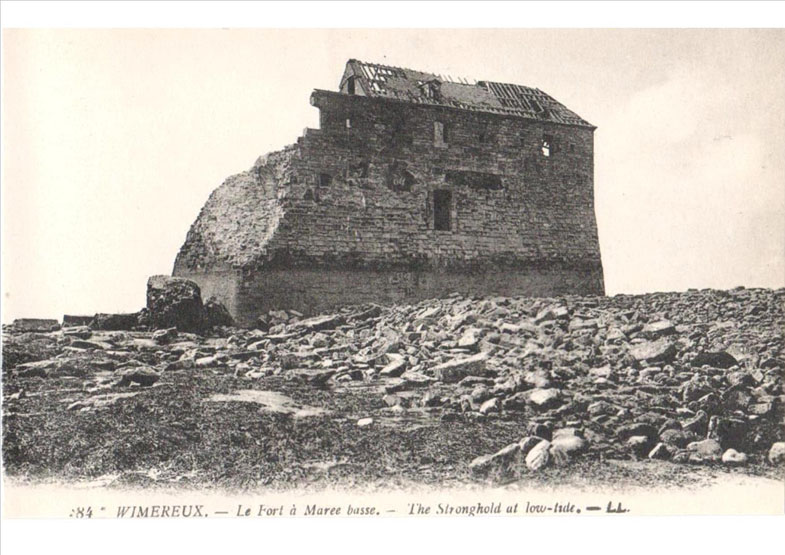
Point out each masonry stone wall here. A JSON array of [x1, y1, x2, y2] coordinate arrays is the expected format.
[[174, 90, 604, 325]]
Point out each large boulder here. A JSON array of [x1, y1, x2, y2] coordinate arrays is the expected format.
[[146, 275, 205, 332]]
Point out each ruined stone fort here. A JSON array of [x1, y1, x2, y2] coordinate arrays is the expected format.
[[174, 59, 604, 325]]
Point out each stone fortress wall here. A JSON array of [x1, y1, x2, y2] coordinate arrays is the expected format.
[[174, 62, 605, 325]]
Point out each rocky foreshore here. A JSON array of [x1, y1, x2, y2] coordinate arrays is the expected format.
[[2, 283, 783, 487]]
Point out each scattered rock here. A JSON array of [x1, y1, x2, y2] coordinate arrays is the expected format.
[[469, 442, 521, 476], [681, 410, 708, 436], [707, 415, 749, 451], [15, 359, 86, 378], [3, 286, 784, 481], [90, 312, 140, 331], [62, 315, 94, 328], [630, 339, 677, 365], [525, 388, 563, 410], [686, 438, 722, 462], [641, 320, 676, 339], [479, 397, 500, 415], [660, 429, 697, 449], [627, 435, 653, 458], [298, 314, 346, 332], [63, 326, 92, 340], [525, 422, 552, 441], [525, 439, 551, 471], [382, 394, 405, 408], [692, 351, 738, 369], [721, 449, 748, 466], [379, 354, 407, 377], [11, 318, 60, 332], [421, 390, 443, 407], [116, 367, 160, 387], [534, 305, 568, 324], [152, 327, 178, 345], [648, 443, 672, 460], [550, 431, 586, 465], [204, 297, 235, 328], [768, 442, 785, 465], [457, 327, 484, 351], [431, 351, 490, 384], [616, 422, 658, 442]]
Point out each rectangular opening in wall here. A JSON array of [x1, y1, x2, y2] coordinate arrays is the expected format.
[[542, 134, 553, 157], [434, 121, 447, 147], [445, 170, 503, 191], [433, 189, 452, 231], [390, 112, 412, 147], [347, 76, 356, 95], [318, 173, 332, 187], [345, 118, 352, 129]]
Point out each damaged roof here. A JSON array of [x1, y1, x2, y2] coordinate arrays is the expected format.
[[340, 59, 593, 128]]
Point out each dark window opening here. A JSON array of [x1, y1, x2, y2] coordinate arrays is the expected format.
[[318, 173, 332, 187], [569, 143, 575, 153], [347, 76, 356, 95], [390, 113, 412, 147], [434, 121, 447, 146], [433, 189, 452, 231], [445, 169, 503, 191]]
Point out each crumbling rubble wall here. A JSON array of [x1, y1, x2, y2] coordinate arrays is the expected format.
[[174, 93, 604, 324]]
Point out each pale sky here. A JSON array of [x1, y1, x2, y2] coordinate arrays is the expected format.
[[2, 29, 784, 321]]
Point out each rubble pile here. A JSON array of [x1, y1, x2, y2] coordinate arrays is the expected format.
[[3, 286, 784, 479]]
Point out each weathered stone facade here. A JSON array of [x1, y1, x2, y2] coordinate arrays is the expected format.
[[174, 60, 604, 325]]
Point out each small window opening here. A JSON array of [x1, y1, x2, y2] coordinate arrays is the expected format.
[[542, 134, 554, 157], [390, 113, 411, 147], [434, 121, 447, 147], [569, 143, 575, 153], [433, 189, 452, 231], [318, 173, 332, 187], [347, 76, 356, 95], [418, 80, 440, 100], [345, 118, 352, 129]]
